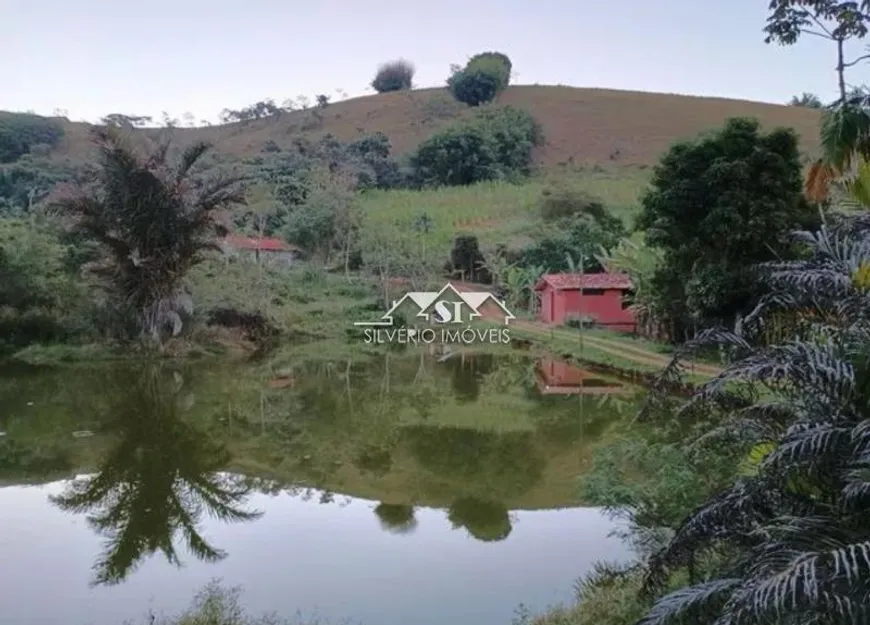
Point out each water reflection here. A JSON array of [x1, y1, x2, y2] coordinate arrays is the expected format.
[[448, 498, 512, 542], [0, 351, 643, 592], [49, 366, 262, 585], [445, 352, 497, 402], [374, 502, 418, 534], [534, 358, 627, 395]]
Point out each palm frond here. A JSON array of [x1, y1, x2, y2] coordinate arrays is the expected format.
[[635, 579, 741, 625]]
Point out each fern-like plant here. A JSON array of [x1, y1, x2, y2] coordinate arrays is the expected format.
[[634, 211, 870, 624]]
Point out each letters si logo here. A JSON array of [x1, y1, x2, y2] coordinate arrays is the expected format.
[[353, 282, 515, 327]]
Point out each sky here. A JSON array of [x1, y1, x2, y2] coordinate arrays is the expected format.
[[3, 0, 870, 125]]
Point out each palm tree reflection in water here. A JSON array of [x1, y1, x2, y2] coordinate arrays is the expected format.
[[50, 366, 262, 586]]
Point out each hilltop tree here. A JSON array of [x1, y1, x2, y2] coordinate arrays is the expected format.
[[788, 91, 824, 107], [447, 51, 512, 106], [637, 117, 817, 338], [371, 59, 415, 93], [100, 113, 153, 128], [51, 127, 246, 344], [765, 0, 870, 103]]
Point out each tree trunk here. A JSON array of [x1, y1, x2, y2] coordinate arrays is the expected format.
[[837, 37, 847, 104]]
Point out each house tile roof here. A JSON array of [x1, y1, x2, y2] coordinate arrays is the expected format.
[[534, 272, 633, 291], [223, 234, 300, 253]]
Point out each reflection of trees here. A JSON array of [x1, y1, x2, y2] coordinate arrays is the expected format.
[[445, 354, 496, 402], [403, 425, 544, 498], [447, 497, 512, 542], [50, 366, 262, 586], [373, 502, 418, 534]]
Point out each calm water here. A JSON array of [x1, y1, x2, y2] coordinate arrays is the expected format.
[[0, 350, 640, 625]]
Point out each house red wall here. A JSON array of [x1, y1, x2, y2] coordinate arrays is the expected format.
[[537, 286, 636, 332]]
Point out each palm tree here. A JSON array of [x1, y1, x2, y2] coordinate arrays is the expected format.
[[50, 366, 262, 586], [634, 211, 870, 624], [51, 127, 246, 343], [806, 94, 870, 202]]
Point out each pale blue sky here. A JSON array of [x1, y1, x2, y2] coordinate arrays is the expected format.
[[4, 0, 869, 124]]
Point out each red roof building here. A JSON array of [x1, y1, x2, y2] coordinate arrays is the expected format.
[[533, 272, 635, 332], [221, 235, 303, 263]]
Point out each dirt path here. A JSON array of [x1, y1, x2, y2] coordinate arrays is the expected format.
[[451, 281, 722, 376]]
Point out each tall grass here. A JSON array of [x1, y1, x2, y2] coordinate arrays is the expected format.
[[131, 580, 356, 625], [359, 167, 651, 255]]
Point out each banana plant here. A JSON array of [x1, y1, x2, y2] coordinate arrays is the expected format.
[[478, 248, 515, 290]]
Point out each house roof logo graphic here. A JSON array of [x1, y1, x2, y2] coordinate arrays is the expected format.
[[354, 283, 515, 327]]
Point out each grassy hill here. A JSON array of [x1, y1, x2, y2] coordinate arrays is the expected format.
[[46, 85, 823, 169]]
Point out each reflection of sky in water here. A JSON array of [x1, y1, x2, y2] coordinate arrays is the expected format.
[[0, 482, 632, 625]]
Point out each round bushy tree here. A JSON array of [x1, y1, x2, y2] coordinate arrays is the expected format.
[[636, 117, 818, 336], [447, 51, 512, 106], [409, 105, 542, 186], [371, 59, 415, 93]]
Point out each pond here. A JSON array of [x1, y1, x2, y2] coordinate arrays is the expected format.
[[0, 350, 641, 625]]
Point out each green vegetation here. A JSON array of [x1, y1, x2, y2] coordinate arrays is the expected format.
[[409, 105, 543, 186], [636, 117, 817, 341], [0, 111, 65, 163], [5, 21, 870, 624], [371, 59, 415, 93], [447, 51, 512, 106], [134, 581, 334, 625]]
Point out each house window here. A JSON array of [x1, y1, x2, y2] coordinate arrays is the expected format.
[[582, 288, 605, 295]]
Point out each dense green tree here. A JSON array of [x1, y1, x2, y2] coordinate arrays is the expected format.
[[636, 117, 817, 338], [410, 106, 542, 186], [0, 218, 82, 351], [0, 112, 65, 163], [283, 168, 361, 266], [51, 127, 246, 344], [371, 59, 415, 93], [520, 212, 624, 274], [447, 52, 512, 106]]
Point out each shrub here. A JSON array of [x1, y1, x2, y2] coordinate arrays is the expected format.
[[538, 184, 625, 235], [371, 59, 415, 93], [447, 51, 512, 106], [409, 105, 543, 186], [447, 235, 490, 282], [0, 112, 65, 163], [540, 186, 607, 222]]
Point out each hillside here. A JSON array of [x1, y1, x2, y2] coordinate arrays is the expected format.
[[46, 85, 823, 168]]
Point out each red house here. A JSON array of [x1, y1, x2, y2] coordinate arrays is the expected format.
[[534, 272, 635, 332], [220, 234, 304, 265]]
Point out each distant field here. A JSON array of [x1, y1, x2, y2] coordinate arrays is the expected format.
[[360, 166, 652, 255]]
